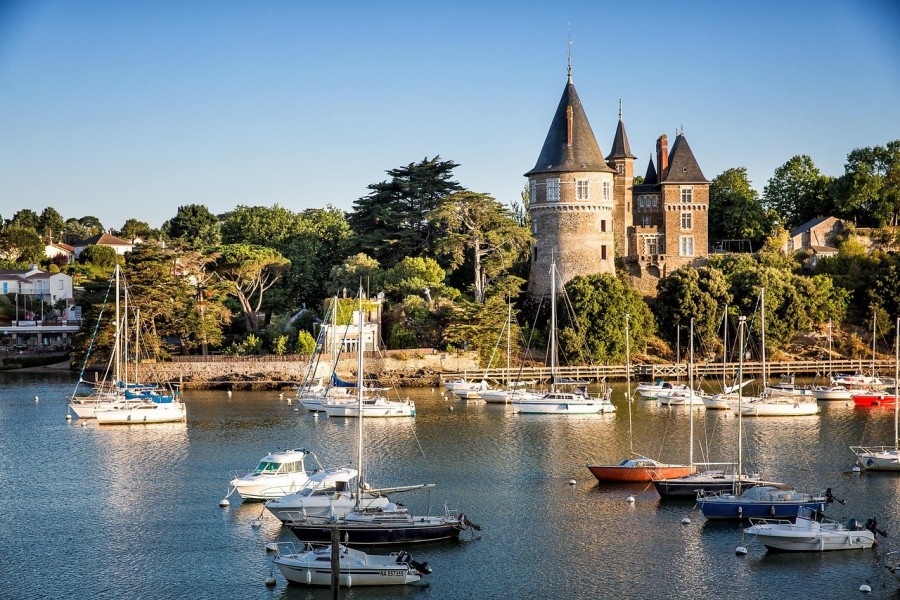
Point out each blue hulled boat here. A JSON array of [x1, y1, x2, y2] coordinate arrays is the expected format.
[[696, 485, 830, 520]]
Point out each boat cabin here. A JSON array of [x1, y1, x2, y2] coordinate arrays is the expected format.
[[253, 449, 309, 476]]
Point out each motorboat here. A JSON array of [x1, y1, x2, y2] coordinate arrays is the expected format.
[[265, 467, 433, 522], [227, 449, 313, 502], [810, 385, 852, 401], [703, 392, 738, 410], [765, 375, 813, 398], [322, 395, 415, 418], [588, 456, 694, 483], [696, 485, 833, 520], [274, 542, 431, 587], [635, 380, 690, 400], [286, 503, 476, 546], [443, 378, 489, 396], [481, 382, 540, 404], [850, 391, 896, 407], [94, 398, 187, 424], [744, 506, 879, 552], [657, 388, 705, 406]]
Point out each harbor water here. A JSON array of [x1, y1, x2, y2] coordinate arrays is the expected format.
[[2, 374, 900, 599]]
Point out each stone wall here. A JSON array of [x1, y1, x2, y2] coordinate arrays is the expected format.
[[131, 350, 481, 389]]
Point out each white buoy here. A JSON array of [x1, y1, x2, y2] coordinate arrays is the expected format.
[[286, 398, 292, 405], [448, 406, 454, 412], [219, 498, 230, 507], [251, 519, 262, 528], [859, 583, 872, 593], [568, 479, 576, 486], [80, 420, 87, 427], [735, 546, 748, 556], [626, 495, 635, 503], [227, 390, 233, 397], [35, 396, 39, 402], [681, 517, 691, 525], [430, 388, 435, 393], [293, 408, 299, 412], [279, 393, 283, 398], [66, 414, 72, 421], [265, 572, 276, 587], [265, 542, 278, 552], [852, 466, 861, 473]]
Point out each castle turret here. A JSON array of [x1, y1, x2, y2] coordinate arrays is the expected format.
[[659, 132, 709, 261], [525, 73, 616, 297], [607, 102, 635, 258]]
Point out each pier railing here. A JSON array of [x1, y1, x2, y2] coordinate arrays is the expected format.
[[445, 359, 896, 384]]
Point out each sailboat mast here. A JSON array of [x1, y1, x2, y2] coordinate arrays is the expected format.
[[760, 287, 767, 391], [689, 318, 695, 468], [872, 313, 877, 378], [737, 315, 746, 486], [114, 264, 121, 385], [723, 306, 728, 393], [550, 262, 557, 392], [894, 316, 898, 451], [625, 314, 632, 455], [134, 308, 140, 385], [355, 286, 365, 510], [123, 276, 129, 386], [828, 318, 833, 381], [506, 297, 511, 388]]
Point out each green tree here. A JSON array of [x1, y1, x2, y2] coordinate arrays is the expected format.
[[64, 218, 92, 244], [835, 141, 900, 226], [10, 209, 39, 230], [381, 256, 455, 302], [37, 207, 65, 242], [79, 216, 104, 235], [295, 330, 316, 354], [443, 294, 523, 366], [0, 226, 44, 264], [431, 191, 533, 303], [348, 156, 462, 268], [162, 204, 221, 248], [215, 243, 290, 332], [329, 253, 381, 296], [557, 273, 655, 364], [654, 266, 732, 351], [78, 244, 119, 268], [117, 218, 154, 242], [763, 155, 833, 228], [709, 167, 771, 248], [221, 204, 300, 245]]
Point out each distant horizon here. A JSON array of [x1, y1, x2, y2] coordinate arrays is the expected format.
[[1, 1, 898, 230]]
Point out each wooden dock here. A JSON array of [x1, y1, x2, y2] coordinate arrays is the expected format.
[[444, 359, 896, 384]]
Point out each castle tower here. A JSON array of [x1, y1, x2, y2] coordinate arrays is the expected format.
[[607, 102, 636, 257], [525, 72, 616, 297], [658, 132, 709, 263]]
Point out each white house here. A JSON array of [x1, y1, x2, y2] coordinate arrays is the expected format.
[[73, 232, 134, 257], [45, 242, 75, 264], [0, 265, 74, 309]]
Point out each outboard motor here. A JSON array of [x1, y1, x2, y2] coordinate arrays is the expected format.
[[824, 488, 846, 505], [865, 517, 887, 537], [396, 550, 410, 565], [410, 559, 432, 575]]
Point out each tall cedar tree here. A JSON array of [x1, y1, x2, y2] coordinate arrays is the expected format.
[[348, 157, 462, 269]]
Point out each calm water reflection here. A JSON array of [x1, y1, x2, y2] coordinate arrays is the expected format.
[[2, 375, 900, 599]]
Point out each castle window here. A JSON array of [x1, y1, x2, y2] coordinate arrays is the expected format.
[[529, 180, 537, 204], [576, 179, 589, 200], [681, 212, 693, 230], [532, 221, 537, 235], [652, 196, 658, 207], [642, 216, 652, 227], [617, 164, 623, 174], [533, 247, 538, 261], [646, 237, 658, 255], [680, 236, 694, 257], [601, 245, 607, 260], [600, 219, 606, 232], [680, 187, 693, 203], [602, 181, 610, 201], [546, 179, 560, 202], [638, 195, 645, 208]]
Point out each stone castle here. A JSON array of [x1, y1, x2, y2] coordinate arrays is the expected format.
[[526, 69, 709, 297]]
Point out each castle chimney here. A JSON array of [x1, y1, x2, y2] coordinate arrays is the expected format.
[[656, 134, 669, 181]]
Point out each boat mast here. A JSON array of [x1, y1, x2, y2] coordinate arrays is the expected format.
[[827, 318, 833, 382], [689, 318, 695, 468], [550, 261, 557, 393], [872, 312, 877, 379], [722, 306, 728, 393], [134, 308, 140, 385], [355, 285, 364, 511], [894, 316, 898, 451], [625, 313, 632, 455], [506, 296, 511, 389], [123, 274, 129, 386], [737, 315, 746, 489], [114, 264, 121, 386], [760, 287, 767, 392]]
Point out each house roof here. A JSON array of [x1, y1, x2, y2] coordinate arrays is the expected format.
[[76, 232, 132, 247], [789, 216, 834, 238], [525, 75, 614, 176], [607, 118, 636, 160], [47, 242, 75, 252], [810, 245, 838, 254], [661, 134, 707, 183]]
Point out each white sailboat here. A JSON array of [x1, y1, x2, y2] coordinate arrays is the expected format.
[[850, 316, 900, 471], [811, 319, 852, 401], [511, 261, 615, 415]]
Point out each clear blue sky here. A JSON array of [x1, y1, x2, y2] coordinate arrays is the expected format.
[[1, 1, 898, 231]]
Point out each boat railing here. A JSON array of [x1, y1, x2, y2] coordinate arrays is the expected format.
[[851, 445, 899, 455], [746, 517, 795, 527]]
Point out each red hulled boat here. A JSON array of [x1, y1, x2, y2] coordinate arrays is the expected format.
[[852, 392, 897, 407], [587, 457, 696, 483]]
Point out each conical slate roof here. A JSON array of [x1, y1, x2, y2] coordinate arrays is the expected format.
[[607, 118, 635, 160], [643, 157, 658, 185], [662, 134, 707, 183], [525, 77, 614, 176]]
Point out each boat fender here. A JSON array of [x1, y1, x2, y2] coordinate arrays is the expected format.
[[770, 505, 776, 516]]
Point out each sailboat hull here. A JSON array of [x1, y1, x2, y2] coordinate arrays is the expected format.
[[851, 447, 900, 470], [287, 520, 462, 546], [653, 475, 763, 500], [587, 465, 694, 483]]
